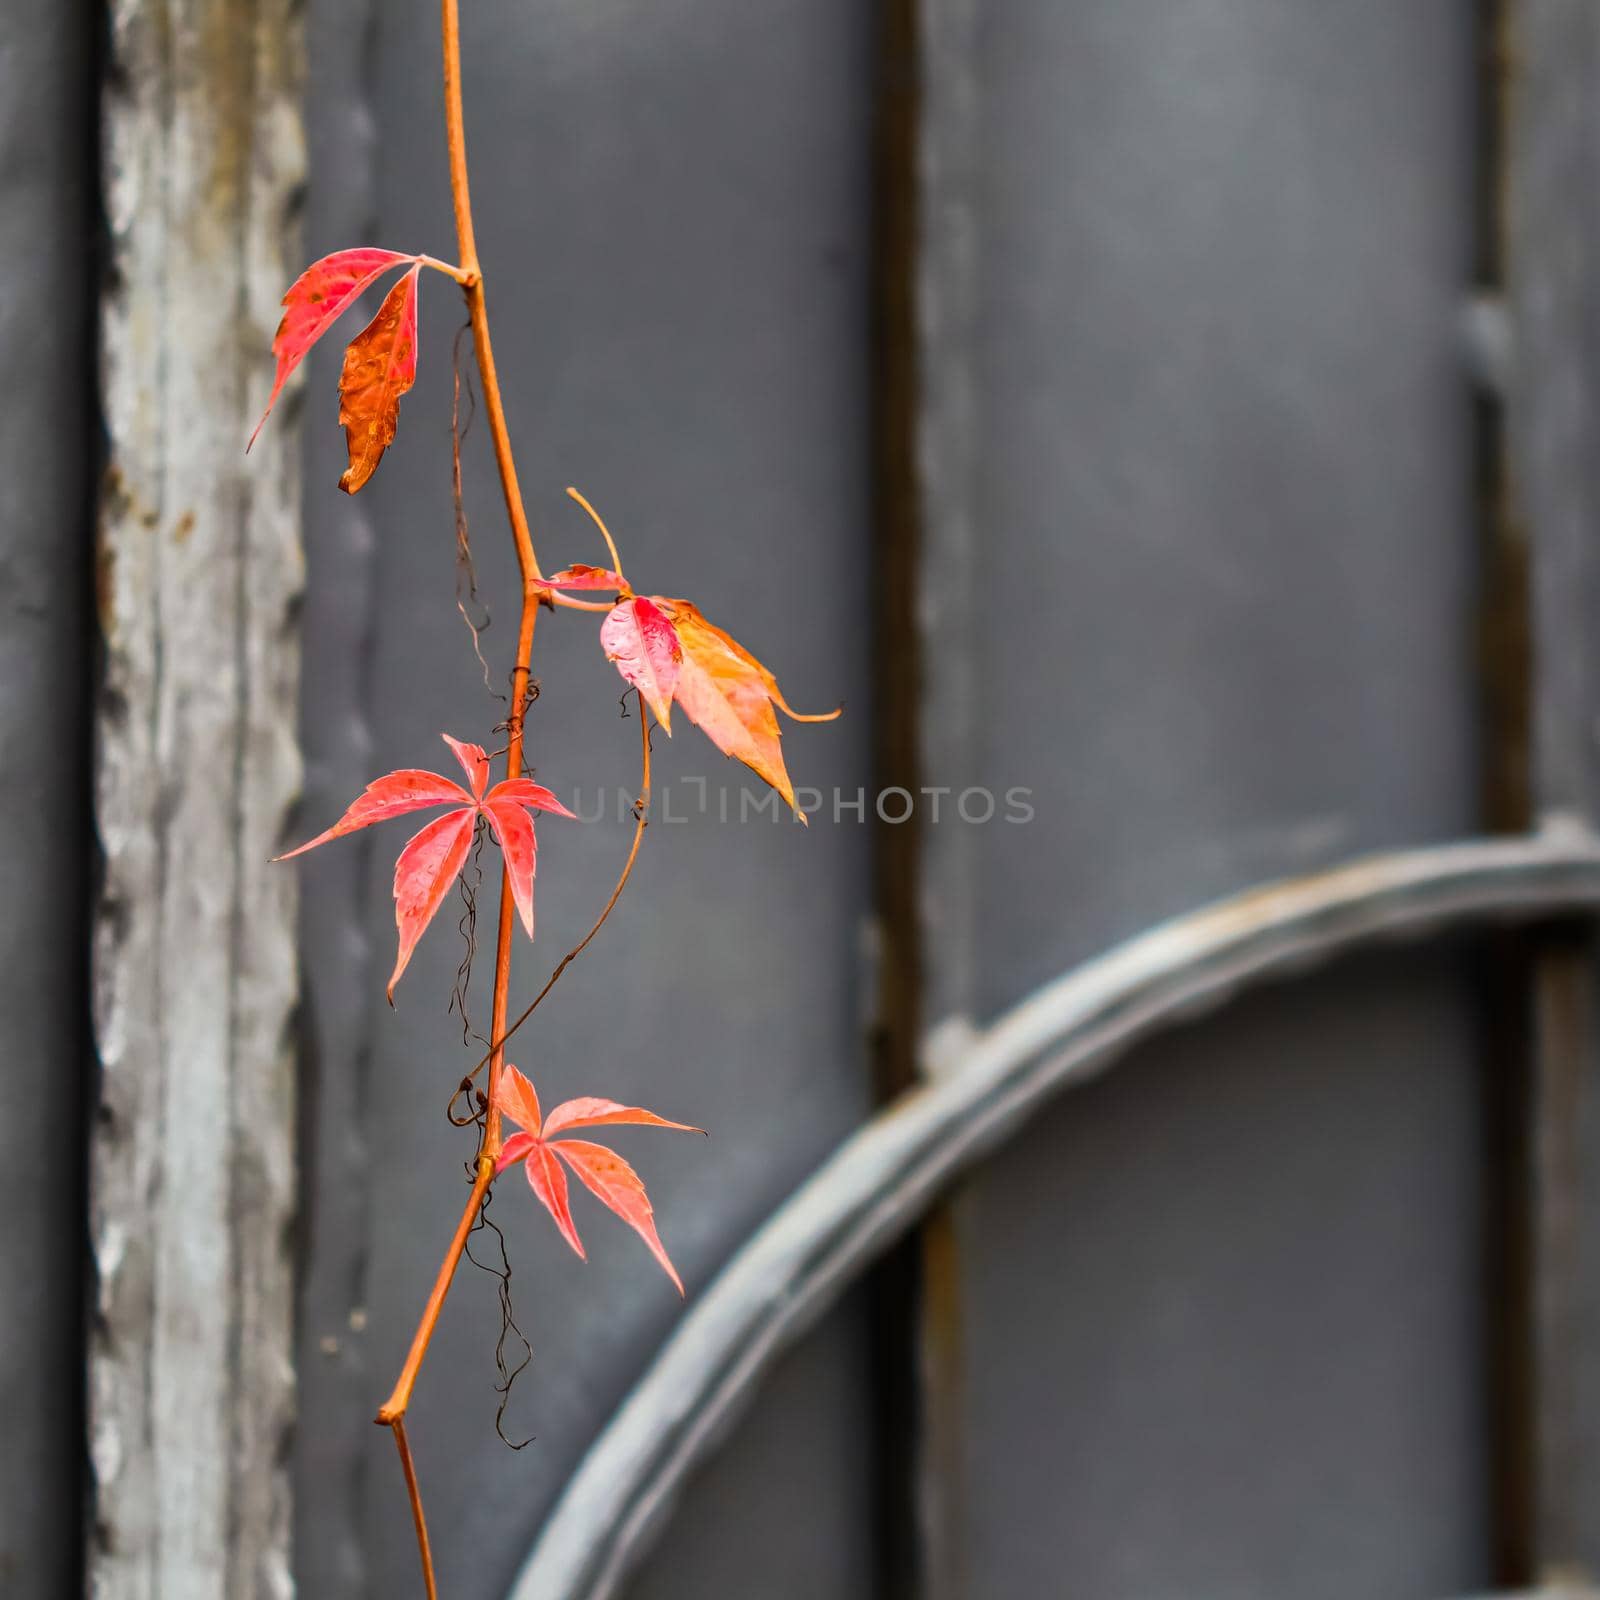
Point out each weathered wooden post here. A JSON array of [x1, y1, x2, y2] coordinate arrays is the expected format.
[[92, 3, 304, 1594]]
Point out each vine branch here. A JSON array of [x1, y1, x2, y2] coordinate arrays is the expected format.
[[372, 20, 664, 1599], [375, 0, 539, 1438], [453, 691, 654, 1112], [391, 1418, 439, 1600], [380, 694, 652, 1427], [242, 0, 833, 1591]]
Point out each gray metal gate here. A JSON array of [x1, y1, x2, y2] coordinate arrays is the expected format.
[[3, 0, 1598, 1596], [297, 2, 1600, 1594]]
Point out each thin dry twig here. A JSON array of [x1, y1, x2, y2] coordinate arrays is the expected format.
[[463, 1186, 535, 1449], [449, 825, 489, 1047]]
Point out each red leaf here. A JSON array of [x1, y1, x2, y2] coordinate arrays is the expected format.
[[488, 778, 578, 819], [554, 1140, 684, 1294], [250, 247, 415, 449], [337, 263, 422, 494], [494, 1066, 697, 1294], [274, 734, 576, 995], [535, 564, 626, 593], [542, 1097, 703, 1137], [527, 1142, 585, 1260], [600, 595, 681, 730], [442, 734, 490, 799], [273, 770, 471, 859], [498, 1065, 544, 1137], [498, 1130, 540, 1169], [388, 809, 476, 999], [485, 797, 538, 939]]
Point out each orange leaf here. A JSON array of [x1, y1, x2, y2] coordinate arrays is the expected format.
[[551, 493, 840, 811], [337, 263, 422, 494], [250, 247, 415, 449], [658, 600, 797, 813]]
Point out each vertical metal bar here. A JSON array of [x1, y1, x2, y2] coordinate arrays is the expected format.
[[0, 3, 94, 1592], [869, 1, 928, 1593], [870, 0, 984, 1592], [1529, 932, 1598, 1573], [93, 3, 304, 1595], [1478, 1, 1538, 1577], [902, 6, 985, 1593], [912, 2, 986, 1592], [872, 0, 923, 1113], [914, 0, 982, 1045], [1500, 0, 1600, 1578]]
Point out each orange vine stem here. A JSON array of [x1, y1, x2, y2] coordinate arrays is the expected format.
[[375, 1155, 493, 1425], [380, 691, 653, 1423], [439, 0, 544, 1166], [456, 691, 653, 1101], [376, 0, 540, 1430], [382, 695, 652, 1420], [376, 16, 667, 1598], [391, 1418, 440, 1600]]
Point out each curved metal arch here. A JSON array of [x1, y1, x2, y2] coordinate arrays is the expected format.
[[510, 830, 1600, 1600]]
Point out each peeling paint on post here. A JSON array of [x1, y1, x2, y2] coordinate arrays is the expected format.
[[92, 3, 304, 1597]]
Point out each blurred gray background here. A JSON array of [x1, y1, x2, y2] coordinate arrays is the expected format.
[[5, 1, 1600, 1597]]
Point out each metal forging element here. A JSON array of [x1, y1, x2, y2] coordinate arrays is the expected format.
[[509, 829, 1600, 1600]]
